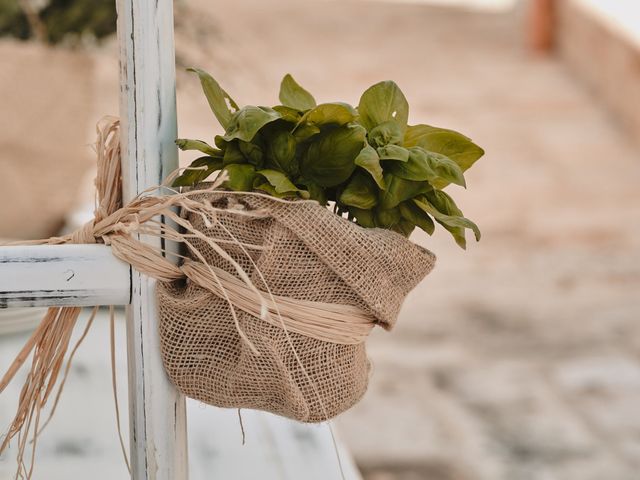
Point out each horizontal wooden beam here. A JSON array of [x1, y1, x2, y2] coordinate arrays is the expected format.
[[0, 245, 131, 308]]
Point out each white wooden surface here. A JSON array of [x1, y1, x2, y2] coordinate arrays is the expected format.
[[0, 309, 363, 480], [0, 245, 130, 308], [117, 0, 188, 478], [190, 408, 362, 480]]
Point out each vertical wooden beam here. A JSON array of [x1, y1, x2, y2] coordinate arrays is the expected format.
[[117, 1, 189, 479]]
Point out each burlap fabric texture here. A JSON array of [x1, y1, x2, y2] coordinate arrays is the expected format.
[[1, 119, 436, 479], [158, 189, 436, 422]]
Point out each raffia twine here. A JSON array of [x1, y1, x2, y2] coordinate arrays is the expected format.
[[0, 117, 377, 478]]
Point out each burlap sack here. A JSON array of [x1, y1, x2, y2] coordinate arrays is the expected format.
[[157, 191, 436, 422]]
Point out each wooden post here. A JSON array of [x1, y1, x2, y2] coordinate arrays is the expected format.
[[528, 0, 556, 53], [117, 1, 189, 479]]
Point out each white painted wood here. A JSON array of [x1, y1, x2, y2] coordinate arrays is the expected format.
[[259, 415, 362, 480], [0, 245, 130, 308], [0, 307, 47, 334], [0, 310, 364, 480], [188, 406, 363, 480], [117, 1, 188, 479]]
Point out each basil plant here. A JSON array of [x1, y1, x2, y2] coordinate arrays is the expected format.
[[174, 69, 484, 248]]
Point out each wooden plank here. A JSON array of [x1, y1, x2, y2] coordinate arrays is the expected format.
[[188, 406, 363, 480], [117, 1, 189, 479], [0, 308, 364, 479], [0, 245, 130, 308]]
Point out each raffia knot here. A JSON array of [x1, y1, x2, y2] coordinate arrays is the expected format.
[[70, 220, 97, 244]]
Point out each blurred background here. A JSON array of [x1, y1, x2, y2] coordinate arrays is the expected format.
[[1, 0, 640, 479]]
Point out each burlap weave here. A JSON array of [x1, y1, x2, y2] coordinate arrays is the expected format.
[[157, 190, 436, 422], [1, 119, 437, 479]]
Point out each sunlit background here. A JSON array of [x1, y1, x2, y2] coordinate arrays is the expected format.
[[1, 0, 640, 479]]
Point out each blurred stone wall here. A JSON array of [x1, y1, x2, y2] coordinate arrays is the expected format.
[[556, 0, 640, 140]]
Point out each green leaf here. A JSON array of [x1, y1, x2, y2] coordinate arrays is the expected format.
[[265, 129, 298, 175], [404, 124, 484, 188], [222, 164, 256, 192], [279, 74, 317, 111], [354, 144, 385, 189], [424, 150, 466, 187], [253, 182, 289, 198], [238, 140, 264, 167], [377, 144, 410, 162], [399, 201, 435, 235], [414, 191, 480, 249], [298, 102, 357, 127], [358, 80, 409, 133], [375, 207, 401, 228], [349, 207, 376, 228], [222, 106, 282, 142], [172, 156, 223, 187], [175, 138, 221, 156], [379, 173, 432, 210], [426, 190, 478, 237], [256, 169, 307, 197], [385, 147, 431, 181], [386, 147, 465, 187], [187, 68, 239, 129], [273, 105, 303, 123], [301, 124, 366, 187], [292, 123, 321, 141], [368, 120, 403, 148], [222, 141, 246, 166], [339, 171, 378, 209], [214, 135, 227, 150], [301, 181, 328, 205], [391, 219, 416, 237]]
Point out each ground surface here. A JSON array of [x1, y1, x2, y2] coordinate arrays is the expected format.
[[1, 1, 640, 479]]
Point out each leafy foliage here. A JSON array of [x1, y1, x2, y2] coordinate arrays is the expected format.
[[0, 0, 117, 44], [174, 70, 485, 247]]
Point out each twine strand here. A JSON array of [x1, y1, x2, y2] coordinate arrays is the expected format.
[[0, 117, 372, 479]]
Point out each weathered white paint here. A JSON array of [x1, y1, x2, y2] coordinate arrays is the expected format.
[[117, 1, 189, 479], [0, 244, 130, 308], [0, 309, 364, 480], [189, 407, 363, 480]]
